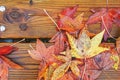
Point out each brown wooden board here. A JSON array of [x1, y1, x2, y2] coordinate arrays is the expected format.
[[0, 0, 119, 38], [0, 43, 119, 80], [0, 0, 119, 80]]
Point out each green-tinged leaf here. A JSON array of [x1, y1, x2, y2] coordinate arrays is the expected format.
[[91, 30, 105, 48], [66, 32, 77, 52], [66, 29, 108, 59], [51, 62, 70, 80], [70, 61, 80, 77], [87, 47, 109, 58], [111, 55, 119, 70], [66, 32, 81, 58]]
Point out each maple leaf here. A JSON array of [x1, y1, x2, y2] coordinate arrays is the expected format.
[[78, 51, 115, 80], [57, 5, 85, 33], [57, 5, 78, 29], [52, 48, 82, 80], [52, 62, 70, 80], [59, 5, 78, 19], [49, 32, 66, 54], [87, 8, 120, 40], [66, 29, 109, 59], [28, 39, 56, 64], [58, 13, 85, 33], [28, 39, 59, 80]]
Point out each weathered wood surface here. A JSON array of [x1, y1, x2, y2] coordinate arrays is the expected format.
[[0, 0, 120, 80], [0, 43, 119, 80], [0, 0, 120, 38]]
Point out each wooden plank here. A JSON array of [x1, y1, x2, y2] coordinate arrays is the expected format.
[[0, 0, 120, 38], [117, 37, 120, 53], [0, 43, 119, 80]]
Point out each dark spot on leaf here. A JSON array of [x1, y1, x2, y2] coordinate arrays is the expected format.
[[88, 75, 90, 78], [94, 57, 102, 63], [80, 78, 83, 80], [81, 50, 84, 53]]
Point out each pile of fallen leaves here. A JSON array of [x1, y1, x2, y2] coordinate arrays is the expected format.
[[28, 5, 119, 80]]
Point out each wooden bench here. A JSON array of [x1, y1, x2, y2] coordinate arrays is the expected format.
[[0, 0, 120, 80]]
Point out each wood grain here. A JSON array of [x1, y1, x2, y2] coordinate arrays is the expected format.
[[0, 43, 119, 80], [0, 0, 119, 80], [0, 0, 119, 38]]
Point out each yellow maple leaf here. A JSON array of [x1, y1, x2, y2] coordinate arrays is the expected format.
[[66, 29, 109, 59]]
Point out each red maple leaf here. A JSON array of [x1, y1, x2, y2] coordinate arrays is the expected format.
[[49, 32, 66, 54], [57, 5, 85, 33], [57, 5, 78, 28], [87, 8, 120, 40]]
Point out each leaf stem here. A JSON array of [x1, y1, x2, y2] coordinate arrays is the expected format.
[[106, 0, 109, 10], [43, 9, 61, 31], [81, 58, 87, 80], [11, 38, 25, 46]]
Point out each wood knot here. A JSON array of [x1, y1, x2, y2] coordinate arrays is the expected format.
[[3, 8, 24, 23], [3, 8, 29, 23], [9, 10, 22, 19], [19, 23, 28, 31], [3, 8, 33, 31]]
